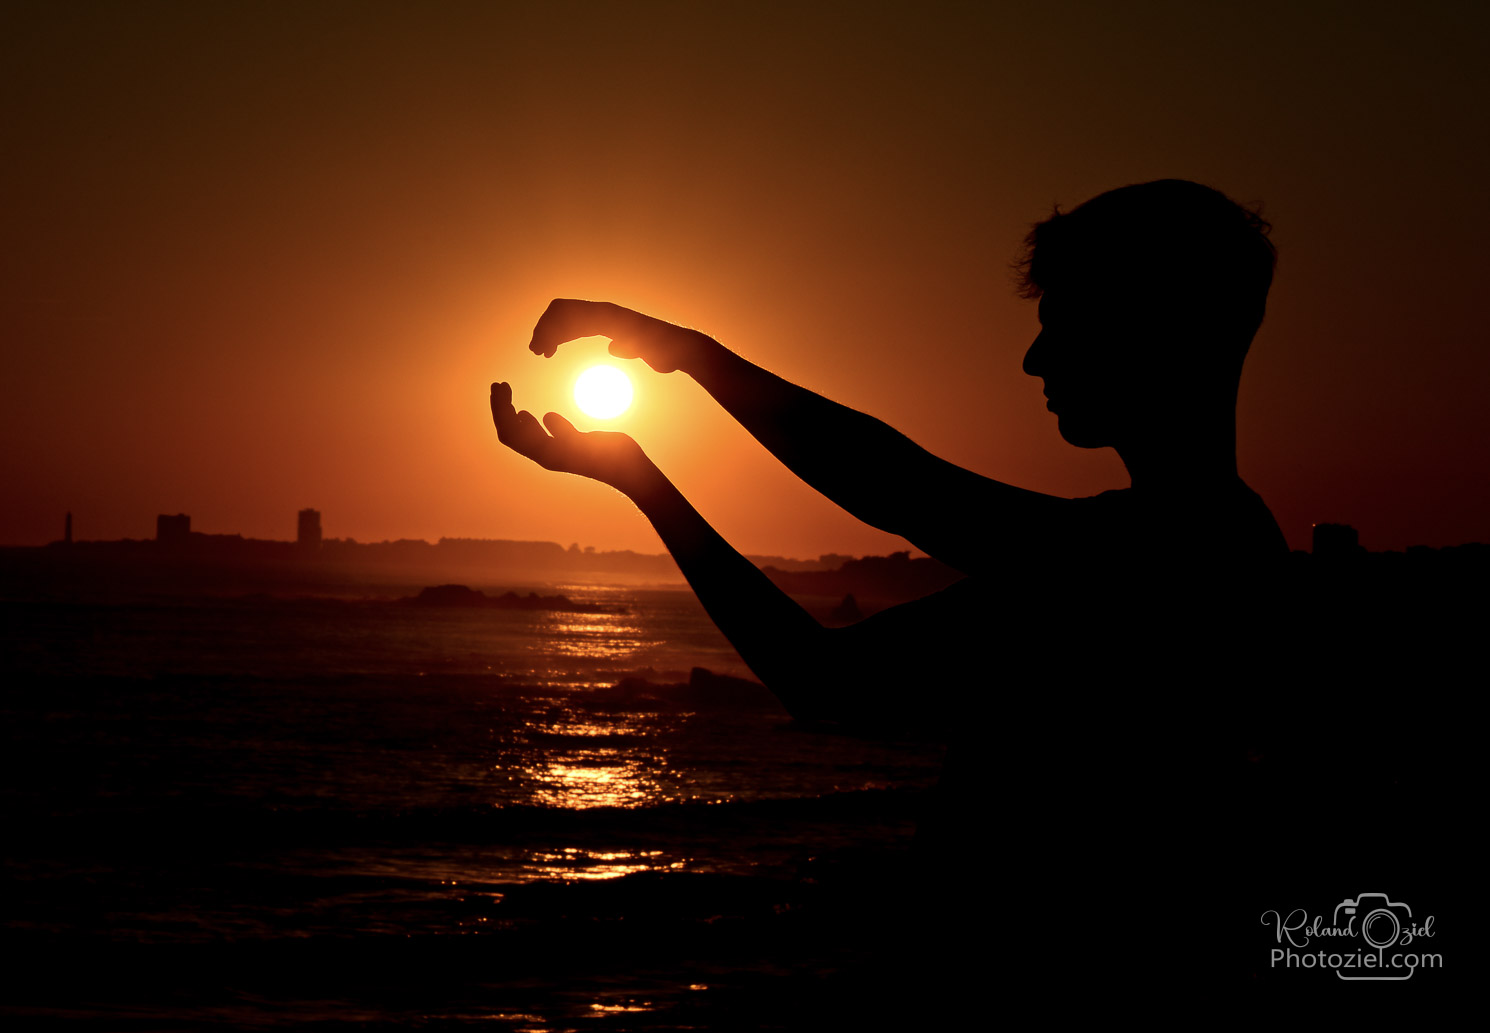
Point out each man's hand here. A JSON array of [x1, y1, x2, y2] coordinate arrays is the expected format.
[[528, 299, 712, 375], [490, 382, 659, 496]]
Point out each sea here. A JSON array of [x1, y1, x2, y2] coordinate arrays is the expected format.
[[0, 582, 947, 1029]]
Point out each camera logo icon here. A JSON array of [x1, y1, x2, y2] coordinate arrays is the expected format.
[[1334, 892, 1415, 980]]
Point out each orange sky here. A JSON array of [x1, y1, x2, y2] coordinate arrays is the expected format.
[[4, 2, 1488, 556]]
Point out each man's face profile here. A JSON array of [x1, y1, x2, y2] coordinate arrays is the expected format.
[[1024, 290, 1151, 450]]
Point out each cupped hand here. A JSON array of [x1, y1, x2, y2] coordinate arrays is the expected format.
[[490, 382, 658, 494], [528, 299, 709, 374]]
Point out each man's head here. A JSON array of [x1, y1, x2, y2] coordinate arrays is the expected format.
[[1018, 180, 1276, 449]]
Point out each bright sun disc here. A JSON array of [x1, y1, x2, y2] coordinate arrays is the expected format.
[[573, 364, 633, 419]]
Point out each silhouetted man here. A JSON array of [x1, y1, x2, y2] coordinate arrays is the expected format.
[[491, 179, 1286, 1010]]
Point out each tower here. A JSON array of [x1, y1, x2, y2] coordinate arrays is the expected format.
[[156, 513, 191, 545], [297, 508, 322, 548]]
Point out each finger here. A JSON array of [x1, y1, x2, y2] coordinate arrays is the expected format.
[[530, 299, 629, 358], [608, 339, 642, 361], [530, 298, 591, 358], [504, 409, 553, 464], [515, 409, 546, 437], [542, 411, 578, 437], [528, 303, 557, 356], [490, 382, 517, 436]]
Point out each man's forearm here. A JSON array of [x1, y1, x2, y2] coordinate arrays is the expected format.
[[681, 340, 944, 537], [626, 469, 833, 720]]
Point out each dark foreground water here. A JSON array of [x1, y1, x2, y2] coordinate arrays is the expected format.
[[0, 587, 946, 1029]]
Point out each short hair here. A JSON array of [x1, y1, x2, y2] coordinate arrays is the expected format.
[[1016, 180, 1277, 342]]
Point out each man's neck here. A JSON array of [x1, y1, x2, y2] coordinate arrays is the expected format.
[[1116, 415, 1240, 493]]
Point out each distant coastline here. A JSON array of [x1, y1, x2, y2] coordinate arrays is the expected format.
[[3, 517, 1484, 610]]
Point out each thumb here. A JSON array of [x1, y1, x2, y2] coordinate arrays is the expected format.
[[608, 338, 643, 361]]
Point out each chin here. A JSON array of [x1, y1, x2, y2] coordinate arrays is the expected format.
[[1056, 413, 1112, 449]]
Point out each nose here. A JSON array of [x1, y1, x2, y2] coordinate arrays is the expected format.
[[1023, 330, 1047, 378]]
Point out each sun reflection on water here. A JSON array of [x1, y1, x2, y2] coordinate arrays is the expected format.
[[518, 697, 678, 810], [534, 719, 650, 738], [528, 752, 662, 809], [590, 1001, 655, 1013], [537, 614, 663, 661], [526, 847, 684, 881]]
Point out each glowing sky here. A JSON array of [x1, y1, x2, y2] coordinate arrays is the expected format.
[[4, 2, 1487, 555]]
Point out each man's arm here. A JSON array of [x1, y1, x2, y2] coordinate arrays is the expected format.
[[491, 382, 948, 727], [528, 300, 1069, 574], [684, 342, 1068, 574]]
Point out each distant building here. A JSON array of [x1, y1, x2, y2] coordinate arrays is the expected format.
[[156, 513, 191, 546], [297, 508, 322, 548], [1312, 522, 1361, 557]]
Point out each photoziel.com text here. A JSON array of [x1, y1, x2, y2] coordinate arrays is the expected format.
[[1269, 949, 1443, 973]]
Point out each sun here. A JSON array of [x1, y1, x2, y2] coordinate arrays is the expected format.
[[573, 364, 633, 419]]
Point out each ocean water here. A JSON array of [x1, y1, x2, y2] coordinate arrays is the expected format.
[[0, 586, 946, 1029]]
